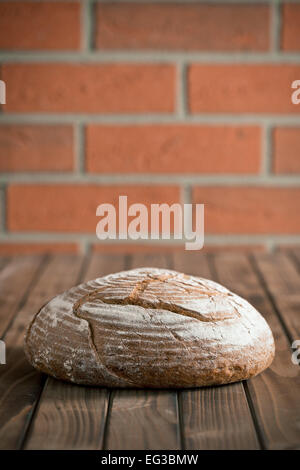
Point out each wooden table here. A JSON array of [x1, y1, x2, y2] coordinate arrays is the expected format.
[[0, 250, 300, 450]]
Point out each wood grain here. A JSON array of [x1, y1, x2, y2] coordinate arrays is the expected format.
[[179, 380, 259, 450], [0, 256, 9, 272], [105, 389, 180, 450], [213, 252, 300, 450], [84, 253, 128, 281], [24, 379, 108, 450], [129, 253, 172, 270], [172, 252, 259, 450], [0, 255, 83, 450], [0, 255, 43, 337], [290, 248, 300, 269], [2, 251, 300, 450], [172, 251, 211, 278], [253, 252, 300, 341]]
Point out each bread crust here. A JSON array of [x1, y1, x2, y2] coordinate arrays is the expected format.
[[24, 268, 275, 388]]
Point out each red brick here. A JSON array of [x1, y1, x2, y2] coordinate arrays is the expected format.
[[0, 2, 80, 50], [193, 187, 300, 234], [0, 125, 74, 172], [2, 64, 175, 113], [7, 185, 180, 232], [0, 243, 79, 255], [281, 4, 300, 51], [95, 3, 270, 51], [86, 125, 261, 174], [273, 127, 300, 174], [188, 65, 300, 113]]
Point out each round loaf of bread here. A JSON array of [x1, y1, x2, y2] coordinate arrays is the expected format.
[[24, 268, 275, 388]]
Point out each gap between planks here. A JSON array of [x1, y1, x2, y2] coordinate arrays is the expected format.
[[0, 255, 48, 340], [21, 252, 107, 450], [212, 251, 300, 450], [0, 254, 85, 450], [22, 253, 136, 450], [178, 253, 260, 450], [209, 253, 265, 450]]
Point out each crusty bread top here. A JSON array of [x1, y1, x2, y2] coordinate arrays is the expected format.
[[74, 267, 240, 324], [24, 268, 275, 388]]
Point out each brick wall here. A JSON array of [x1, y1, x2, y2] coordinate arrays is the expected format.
[[0, 0, 300, 254]]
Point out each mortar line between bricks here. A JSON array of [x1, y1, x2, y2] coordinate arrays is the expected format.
[[181, 185, 192, 206], [1, 51, 300, 63], [176, 62, 187, 117], [266, 239, 276, 253], [1, 114, 300, 125], [3, 234, 300, 248], [0, 184, 6, 233], [271, 0, 282, 53], [181, 185, 193, 244], [80, 238, 91, 256], [261, 123, 273, 175], [2, 174, 300, 185], [81, 0, 95, 52], [74, 122, 86, 173]]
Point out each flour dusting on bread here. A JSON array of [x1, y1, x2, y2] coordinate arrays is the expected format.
[[24, 268, 275, 388]]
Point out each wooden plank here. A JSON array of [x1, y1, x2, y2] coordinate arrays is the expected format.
[[0, 256, 9, 271], [84, 253, 127, 281], [213, 252, 300, 450], [173, 252, 260, 450], [105, 390, 181, 450], [290, 247, 300, 268], [24, 379, 108, 450], [179, 380, 259, 450], [24, 254, 127, 450], [128, 253, 172, 270], [172, 251, 211, 278], [0, 255, 84, 450], [253, 251, 300, 341], [104, 252, 181, 450], [0, 255, 44, 337]]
